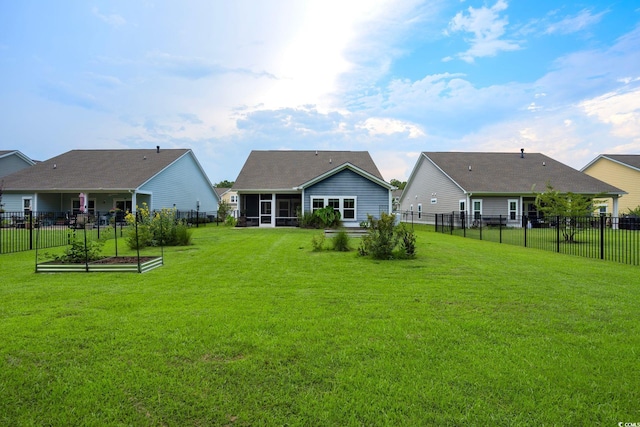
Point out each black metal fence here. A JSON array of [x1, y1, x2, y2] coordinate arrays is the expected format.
[[0, 210, 220, 255], [400, 211, 640, 266]]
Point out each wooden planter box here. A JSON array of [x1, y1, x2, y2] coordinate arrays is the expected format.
[[36, 256, 163, 273]]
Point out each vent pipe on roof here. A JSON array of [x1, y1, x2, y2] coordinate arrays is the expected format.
[[468, 165, 472, 171], [329, 158, 332, 164], [520, 148, 525, 158], [157, 145, 160, 153]]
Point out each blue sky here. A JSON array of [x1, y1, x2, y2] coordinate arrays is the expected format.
[[1, 1, 639, 183]]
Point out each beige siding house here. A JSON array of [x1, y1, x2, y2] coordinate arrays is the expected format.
[[581, 155, 640, 215], [400, 151, 625, 226]]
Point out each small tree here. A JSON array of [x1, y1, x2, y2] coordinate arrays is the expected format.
[[358, 213, 399, 259], [217, 199, 231, 222], [534, 183, 599, 242]]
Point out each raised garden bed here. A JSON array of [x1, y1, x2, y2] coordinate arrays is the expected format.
[[36, 256, 163, 273]]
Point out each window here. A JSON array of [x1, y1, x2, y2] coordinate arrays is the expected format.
[[508, 199, 518, 221], [312, 198, 324, 212], [417, 203, 422, 219], [311, 196, 357, 220], [343, 198, 355, 219], [473, 200, 482, 220], [230, 195, 238, 203]]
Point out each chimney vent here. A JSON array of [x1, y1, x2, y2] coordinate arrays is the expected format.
[[520, 148, 525, 158], [156, 146, 160, 153]]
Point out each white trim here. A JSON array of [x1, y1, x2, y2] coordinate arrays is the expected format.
[[311, 196, 358, 221], [508, 198, 518, 221], [472, 199, 482, 220]]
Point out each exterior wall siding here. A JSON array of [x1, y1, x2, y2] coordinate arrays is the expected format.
[[139, 152, 218, 212], [304, 169, 390, 224], [400, 155, 465, 221], [0, 154, 33, 178], [584, 158, 640, 215]]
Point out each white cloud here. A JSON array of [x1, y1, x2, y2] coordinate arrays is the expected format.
[[545, 9, 606, 35], [357, 117, 425, 138], [580, 87, 640, 141], [92, 7, 126, 28], [447, 0, 521, 62]]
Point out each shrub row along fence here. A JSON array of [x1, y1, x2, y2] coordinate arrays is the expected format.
[[400, 211, 639, 266], [0, 210, 219, 255]]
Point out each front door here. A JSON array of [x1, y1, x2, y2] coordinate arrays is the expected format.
[[260, 198, 272, 225]]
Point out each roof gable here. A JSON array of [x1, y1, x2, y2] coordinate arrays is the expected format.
[[233, 150, 386, 190], [582, 154, 640, 173], [3, 149, 191, 191], [423, 152, 623, 195]]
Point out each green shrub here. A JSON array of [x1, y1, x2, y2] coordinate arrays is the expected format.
[[225, 216, 237, 227], [54, 234, 105, 263], [299, 211, 321, 228], [311, 234, 325, 251], [358, 213, 398, 259], [332, 230, 351, 252], [125, 203, 192, 249], [358, 213, 416, 259], [397, 223, 416, 258], [298, 206, 341, 229]]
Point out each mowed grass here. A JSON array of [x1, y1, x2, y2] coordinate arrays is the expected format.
[[1, 225, 639, 426]]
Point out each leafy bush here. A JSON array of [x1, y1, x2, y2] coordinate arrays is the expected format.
[[311, 234, 325, 251], [332, 231, 351, 252], [54, 234, 105, 263], [397, 223, 416, 258], [358, 213, 416, 260], [225, 216, 237, 227], [298, 206, 341, 229], [125, 203, 192, 249]]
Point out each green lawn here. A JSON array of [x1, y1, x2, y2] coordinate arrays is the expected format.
[[1, 226, 638, 425]]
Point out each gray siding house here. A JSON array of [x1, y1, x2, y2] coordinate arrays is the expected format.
[[233, 150, 393, 227], [399, 151, 624, 226], [0, 150, 35, 178], [1, 147, 218, 217]]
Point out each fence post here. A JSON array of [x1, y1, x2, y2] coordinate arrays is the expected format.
[[499, 214, 503, 244], [28, 213, 33, 250], [523, 215, 527, 248], [435, 213, 438, 232], [600, 215, 605, 260], [556, 216, 561, 253], [479, 215, 483, 240]]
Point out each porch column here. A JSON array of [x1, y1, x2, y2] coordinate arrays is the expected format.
[[131, 192, 137, 213], [612, 195, 619, 229], [271, 193, 276, 227]]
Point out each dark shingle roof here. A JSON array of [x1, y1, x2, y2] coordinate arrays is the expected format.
[[424, 152, 623, 194], [599, 154, 640, 171], [3, 149, 190, 191], [233, 150, 384, 190]]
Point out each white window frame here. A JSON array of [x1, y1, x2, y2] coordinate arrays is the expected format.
[[472, 199, 482, 220], [508, 199, 518, 221], [311, 196, 357, 221]]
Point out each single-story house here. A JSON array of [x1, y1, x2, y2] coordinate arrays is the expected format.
[[1, 147, 218, 220], [0, 150, 36, 178], [581, 154, 640, 215], [232, 150, 394, 227], [399, 151, 625, 226]]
